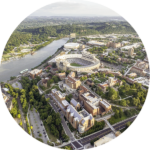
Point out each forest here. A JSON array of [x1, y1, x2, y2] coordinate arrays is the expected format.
[[4, 21, 136, 54], [19, 76, 69, 141]]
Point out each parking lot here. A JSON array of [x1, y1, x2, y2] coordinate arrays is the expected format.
[[29, 108, 49, 143]]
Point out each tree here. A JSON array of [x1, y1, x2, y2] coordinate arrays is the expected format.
[[18, 114, 21, 119], [46, 115, 52, 125], [133, 98, 140, 106], [107, 88, 118, 100], [114, 110, 120, 119], [19, 121, 23, 126], [120, 100, 127, 106]]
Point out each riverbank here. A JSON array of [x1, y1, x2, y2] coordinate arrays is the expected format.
[[0, 38, 69, 82], [1, 37, 62, 63], [31, 46, 63, 70]]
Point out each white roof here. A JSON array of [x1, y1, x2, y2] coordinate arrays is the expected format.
[[71, 98, 79, 107], [100, 100, 111, 108], [2, 88, 9, 92], [62, 100, 69, 107], [121, 43, 140, 50], [88, 40, 105, 46], [30, 69, 42, 75], [94, 133, 115, 146], [67, 105, 82, 121], [64, 43, 79, 47]]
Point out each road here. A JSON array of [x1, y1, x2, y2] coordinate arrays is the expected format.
[[16, 97, 27, 131], [59, 115, 137, 149], [12, 81, 27, 132], [46, 94, 75, 142]]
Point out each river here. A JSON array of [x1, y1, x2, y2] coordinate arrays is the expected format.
[[0, 38, 69, 82]]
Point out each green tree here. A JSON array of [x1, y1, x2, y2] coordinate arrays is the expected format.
[[120, 100, 127, 106], [46, 115, 52, 125]]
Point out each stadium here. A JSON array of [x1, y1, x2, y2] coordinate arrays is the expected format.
[[55, 51, 100, 72]]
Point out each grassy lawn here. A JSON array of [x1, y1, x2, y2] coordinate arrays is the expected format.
[[44, 124, 57, 142], [97, 77, 107, 83], [3, 54, 11, 58], [45, 85, 65, 94], [94, 80, 101, 84], [70, 63, 82, 66], [109, 115, 128, 125]]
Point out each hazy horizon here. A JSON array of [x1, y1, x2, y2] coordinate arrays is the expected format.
[[30, 0, 120, 17]]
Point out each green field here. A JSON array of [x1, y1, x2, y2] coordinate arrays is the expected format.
[[70, 63, 82, 66]]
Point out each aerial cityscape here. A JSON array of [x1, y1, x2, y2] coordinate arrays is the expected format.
[[0, 1, 149, 149]]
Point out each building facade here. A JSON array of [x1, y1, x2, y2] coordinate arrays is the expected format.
[[29, 69, 42, 79], [65, 72, 81, 89]]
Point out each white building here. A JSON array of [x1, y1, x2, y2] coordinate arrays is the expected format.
[[64, 43, 80, 49], [87, 40, 105, 46], [94, 133, 116, 147]]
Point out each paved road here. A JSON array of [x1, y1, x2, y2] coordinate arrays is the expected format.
[[60, 115, 137, 149], [47, 95, 75, 142]]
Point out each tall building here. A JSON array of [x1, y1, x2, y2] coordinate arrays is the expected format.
[[128, 48, 134, 56]]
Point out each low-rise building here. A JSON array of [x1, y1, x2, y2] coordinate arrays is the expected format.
[[106, 41, 121, 48], [94, 133, 116, 147], [127, 73, 137, 78], [130, 66, 146, 76], [50, 89, 94, 133], [98, 77, 122, 92], [56, 72, 66, 80], [70, 98, 81, 110], [86, 79, 94, 86], [51, 88, 66, 104], [30, 69, 42, 79], [41, 77, 50, 88], [79, 92, 111, 116], [65, 72, 81, 89]]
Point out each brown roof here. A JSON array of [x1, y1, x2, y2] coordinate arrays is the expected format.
[[45, 65, 52, 70], [68, 76, 77, 83], [131, 66, 144, 71]]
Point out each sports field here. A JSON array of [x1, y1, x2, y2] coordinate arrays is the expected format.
[[70, 63, 82, 66]]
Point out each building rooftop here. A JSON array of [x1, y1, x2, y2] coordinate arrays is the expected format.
[[30, 69, 42, 75], [70, 98, 79, 107], [62, 100, 69, 107], [67, 105, 82, 121], [100, 100, 111, 108]]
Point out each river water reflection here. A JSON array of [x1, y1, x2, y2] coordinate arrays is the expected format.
[[0, 38, 68, 82]]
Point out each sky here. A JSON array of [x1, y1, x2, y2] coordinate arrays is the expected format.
[[30, 0, 120, 17]]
